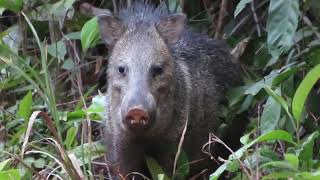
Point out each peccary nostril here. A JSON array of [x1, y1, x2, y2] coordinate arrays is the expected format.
[[125, 108, 149, 126]]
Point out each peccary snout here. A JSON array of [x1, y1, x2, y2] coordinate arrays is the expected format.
[[125, 108, 149, 127], [121, 83, 156, 130]]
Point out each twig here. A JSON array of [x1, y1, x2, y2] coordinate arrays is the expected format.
[[172, 112, 188, 177], [202, 0, 212, 17], [303, 15, 320, 40], [209, 133, 251, 179], [229, 0, 268, 37], [112, 0, 118, 14], [215, 0, 228, 39], [250, 0, 261, 37]]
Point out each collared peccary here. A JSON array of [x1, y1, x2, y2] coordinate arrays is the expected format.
[[97, 2, 246, 179]]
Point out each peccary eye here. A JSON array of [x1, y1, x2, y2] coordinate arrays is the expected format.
[[151, 65, 164, 77], [118, 66, 126, 75]]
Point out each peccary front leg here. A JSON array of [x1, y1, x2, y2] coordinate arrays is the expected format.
[[107, 136, 148, 179]]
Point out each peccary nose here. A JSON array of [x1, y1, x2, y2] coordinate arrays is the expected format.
[[125, 108, 149, 127]]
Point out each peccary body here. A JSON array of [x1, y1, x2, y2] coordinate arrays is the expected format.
[[98, 2, 245, 178]]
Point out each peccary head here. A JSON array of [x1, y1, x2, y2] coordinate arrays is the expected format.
[[98, 11, 186, 133]]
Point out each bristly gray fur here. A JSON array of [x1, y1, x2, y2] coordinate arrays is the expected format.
[[97, 1, 246, 179]]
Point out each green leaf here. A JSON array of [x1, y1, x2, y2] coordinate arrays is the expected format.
[[0, 159, 10, 171], [62, 59, 75, 70], [284, 153, 299, 169], [295, 171, 320, 180], [81, 17, 101, 52], [0, 25, 23, 53], [272, 63, 305, 87], [68, 141, 106, 166], [34, 158, 46, 169], [47, 41, 67, 60], [234, 0, 252, 17], [292, 64, 320, 122], [226, 86, 247, 107], [260, 88, 282, 134], [260, 161, 297, 171], [65, 127, 78, 150], [266, 0, 299, 59], [306, 48, 320, 67], [210, 130, 295, 180], [263, 86, 291, 119], [296, 131, 319, 169], [226, 160, 239, 172], [262, 171, 296, 180], [87, 94, 107, 119], [0, 0, 23, 12], [175, 150, 189, 178], [0, 169, 20, 180], [244, 72, 278, 95], [146, 157, 170, 180], [18, 91, 33, 120]]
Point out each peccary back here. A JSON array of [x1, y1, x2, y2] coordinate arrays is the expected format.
[[97, 2, 245, 178]]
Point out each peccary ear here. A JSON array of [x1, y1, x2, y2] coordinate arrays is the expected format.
[[97, 15, 125, 46], [157, 13, 186, 44]]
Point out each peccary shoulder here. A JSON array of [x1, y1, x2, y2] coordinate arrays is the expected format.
[[97, 2, 245, 179]]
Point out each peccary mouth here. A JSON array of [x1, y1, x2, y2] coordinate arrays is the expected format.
[[126, 119, 152, 130]]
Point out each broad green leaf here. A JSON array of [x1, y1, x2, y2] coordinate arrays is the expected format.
[[296, 131, 319, 169], [284, 153, 299, 169], [226, 160, 239, 172], [146, 157, 170, 180], [47, 41, 67, 60], [0, 169, 20, 180], [226, 86, 247, 107], [263, 86, 292, 120], [260, 88, 282, 134], [87, 94, 107, 119], [34, 158, 46, 169], [0, 25, 23, 53], [255, 130, 294, 143], [62, 59, 75, 70], [0, 159, 10, 171], [65, 127, 78, 150], [260, 161, 297, 171], [292, 64, 320, 122], [262, 171, 296, 180], [234, 0, 252, 17], [244, 71, 278, 95], [210, 130, 295, 180], [81, 17, 100, 52], [266, 0, 299, 59], [0, 0, 23, 12], [68, 141, 105, 166], [306, 48, 320, 67], [272, 63, 305, 87], [29, 2, 74, 22], [18, 91, 33, 120], [175, 150, 189, 178], [295, 171, 320, 180]]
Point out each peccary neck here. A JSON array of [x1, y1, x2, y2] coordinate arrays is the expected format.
[[168, 59, 192, 141]]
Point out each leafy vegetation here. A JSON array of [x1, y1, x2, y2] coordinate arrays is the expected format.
[[1, 0, 320, 179]]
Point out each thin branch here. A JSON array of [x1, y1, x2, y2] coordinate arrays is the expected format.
[[215, 0, 228, 39], [250, 0, 261, 37], [112, 0, 118, 14], [303, 15, 320, 40], [210, 133, 251, 178], [172, 112, 188, 177]]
